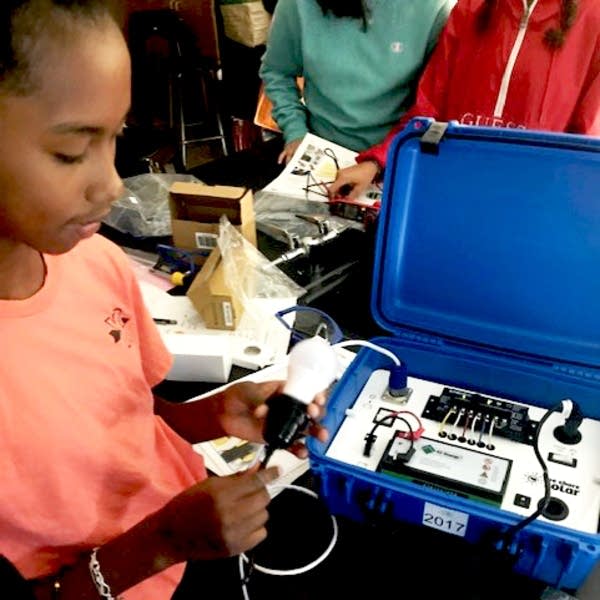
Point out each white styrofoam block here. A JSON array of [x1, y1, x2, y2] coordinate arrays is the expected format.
[[163, 333, 232, 383]]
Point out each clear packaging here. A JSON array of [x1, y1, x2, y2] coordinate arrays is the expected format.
[[104, 173, 201, 238], [218, 215, 305, 309]]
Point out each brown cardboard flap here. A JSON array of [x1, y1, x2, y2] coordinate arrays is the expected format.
[[169, 182, 256, 250], [171, 195, 244, 224]]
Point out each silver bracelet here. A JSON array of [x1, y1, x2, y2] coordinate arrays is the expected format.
[[88, 547, 121, 600]]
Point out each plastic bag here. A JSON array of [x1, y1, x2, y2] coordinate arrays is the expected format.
[[253, 189, 361, 247], [216, 216, 305, 366], [104, 173, 201, 238], [218, 215, 305, 308]]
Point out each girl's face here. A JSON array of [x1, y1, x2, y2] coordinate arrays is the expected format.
[[0, 19, 131, 255]]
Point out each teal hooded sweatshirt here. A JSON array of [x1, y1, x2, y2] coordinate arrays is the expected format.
[[259, 0, 455, 152]]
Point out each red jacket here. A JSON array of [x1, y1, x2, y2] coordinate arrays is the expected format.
[[359, 0, 600, 167]]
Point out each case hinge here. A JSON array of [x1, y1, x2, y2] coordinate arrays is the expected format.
[[552, 363, 600, 383], [420, 121, 448, 154], [397, 330, 444, 347]]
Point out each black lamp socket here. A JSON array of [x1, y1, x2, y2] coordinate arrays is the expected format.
[[264, 393, 310, 450]]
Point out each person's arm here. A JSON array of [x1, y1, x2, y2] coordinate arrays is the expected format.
[[568, 34, 600, 135], [154, 380, 328, 455], [31, 466, 280, 600], [31, 511, 177, 600], [259, 0, 308, 146], [29, 371, 287, 599], [154, 380, 279, 443]]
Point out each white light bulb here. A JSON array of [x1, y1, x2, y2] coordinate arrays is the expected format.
[[283, 336, 338, 404], [262, 336, 338, 461]]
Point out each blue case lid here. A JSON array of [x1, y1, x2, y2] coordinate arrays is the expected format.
[[372, 119, 600, 368]]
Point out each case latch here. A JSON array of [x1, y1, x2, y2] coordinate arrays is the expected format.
[[419, 121, 448, 154]]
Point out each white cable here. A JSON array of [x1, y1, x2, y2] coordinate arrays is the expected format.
[[470, 413, 481, 439], [240, 556, 251, 600], [488, 416, 497, 445], [238, 484, 339, 599], [478, 415, 488, 445], [561, 398, 573, 419], [334, 339, 401, 366], [453, 408, 464, 427]]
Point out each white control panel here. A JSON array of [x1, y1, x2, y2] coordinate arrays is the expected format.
[[326, 370, 600, 534]]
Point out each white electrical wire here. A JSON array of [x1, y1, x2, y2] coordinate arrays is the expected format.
[[238, 484, 339, 600], [488, 415, 497, 446], [334, 339, 401, 366], [453, 407, 464, 427], [470, 413, 481, 441]]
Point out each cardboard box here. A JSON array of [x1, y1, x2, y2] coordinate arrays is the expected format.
[[169, 182, 257, 253], [186, 247, 243, 330]]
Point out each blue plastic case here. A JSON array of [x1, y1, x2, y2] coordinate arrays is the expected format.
[[307, 119, 600, 590]]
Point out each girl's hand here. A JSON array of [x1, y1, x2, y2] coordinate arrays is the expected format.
[[219, 381, 328, 457], [157, 466, 280, 561], [278, 138, 303, 164], [328, 160, 380, 200]]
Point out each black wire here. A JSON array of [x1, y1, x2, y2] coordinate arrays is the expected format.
[[301, 148, 339, 200], [499, 401, 565, 551], [302, 173, 331, 199], [323, 147, 340, 174], [259, 445, 276, 470], [304, 171, 311, 202]]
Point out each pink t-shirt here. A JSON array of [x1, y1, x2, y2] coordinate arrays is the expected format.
[[0, 235, 207, 599]]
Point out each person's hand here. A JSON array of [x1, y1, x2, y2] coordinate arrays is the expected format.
[[157, 466, 280, 561], [328, 160, 380, 200], [219, 381, 329, 458], [278, 138, 303, 164]]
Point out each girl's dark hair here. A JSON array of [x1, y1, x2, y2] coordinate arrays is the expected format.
[[476, 0, 578, 48], [316, 0, 370, 29], [0, 0, 117, 95]]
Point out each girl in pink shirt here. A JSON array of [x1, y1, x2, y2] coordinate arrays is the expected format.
[[0, 2, 326, 598]]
